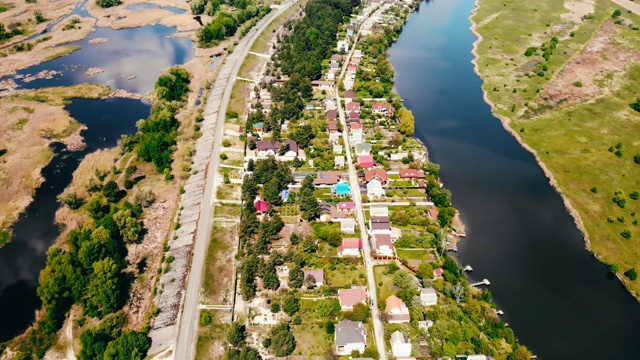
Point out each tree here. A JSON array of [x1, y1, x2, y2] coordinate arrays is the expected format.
[[103, 330, 150, 360], [508, 345, 533, 360], [262, 265, 281, 291], [288, 265, 304, 288], [289, 232, 299, 245], [345, 303, 370, 322], [102, 181, 123, 203], [79, 328, 112, 360], [263, 177, 283, 206], [84, 257, 122, 318], [228, 322, 247, 347], [113, 209, 143, 244], [282, 294, 300, 316], [325, 321, 335, 335], [452, 282, 466, 303], [304, 274, 317, 289], [78, 226, 120, 270], [301, 237, 317, 253], [269, 323, 296, 357], [397, 107, 415, 136], [625, 268, 638, 281]]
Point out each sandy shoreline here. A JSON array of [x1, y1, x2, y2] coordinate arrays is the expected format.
[[467, 0, 639, 296]]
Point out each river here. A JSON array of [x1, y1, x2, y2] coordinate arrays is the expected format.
[[0, 19, 194, 341], [388, 0, 640, 358]]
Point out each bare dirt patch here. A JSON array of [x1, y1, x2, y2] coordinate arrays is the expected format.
[[562, 0, 595, 24], [536, 20, 640, 111]]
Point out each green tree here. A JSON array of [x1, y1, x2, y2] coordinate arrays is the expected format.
[[79, 328, 112, 360], [508, 345, 533, 360], [262, 265, 280, 291], [625, 268, 638, 281], [102, 181, 122, 203], [103, 330, 150, 360], [344, 303, 370, 322], [288, 265, 303, 288], [416, 262, 434, 283], [316, 299, 340, 317], [228, 322, 247, 347], [397, 107, 415, 136], [269, 323, 296, 357], [84, 258, 122, 318], [113, 209, 143, 244], [96, 0, 121, 8], [282, 294, 300, 316]]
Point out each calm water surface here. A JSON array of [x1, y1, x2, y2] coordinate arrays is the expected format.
[[0, 21, 194, 341], [389, 0, 640, 358]]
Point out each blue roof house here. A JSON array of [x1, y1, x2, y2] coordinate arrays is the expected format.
[[332, 183, 351, 197]]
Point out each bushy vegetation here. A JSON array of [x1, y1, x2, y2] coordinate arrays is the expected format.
[[136, 67, 191, 175], [96, 0, 121, 8], [0, 22, 24, 41], [197, 6, 271, 46]]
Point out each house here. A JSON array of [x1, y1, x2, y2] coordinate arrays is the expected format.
[[330, 54, 343, 65], [350, 122, 363, 131], [327, 109, 337, 120], [254, 200, 268, 214], [341, 218, 356, 234], [350, 128, 363, 144], [335, 320, 366, 356], [303, 269, 324, 287], [255, 140, 302, 161], [369, 205, 389, 217], [358, 155, 374, 169], [314, 171, 342, 186], [372, 102, 395, 116], [328, 121, 339, 133], [390, 331, 412, 358], [355, 143, 372, 156], [364, 169, 388, 185], [344, 91, 354, 103], [427, 207, 439, 220], [346, 102, 361, 113], [326, 71, 336, 81], [333, 144, 344, 154], [326, 98, 337, 111], [349, 111, 360, 122], [370, 216, 391, 235], [420, 287, 438, 306], [338, 201, 356, 212], [337, 40, 349, 52], [418, 320, 434, 331], [347, 65, 358, 74], [433, 267, 444, 280], [338, 288, 368, 311], [399, 169, 426, 179], [311, 80, 335, 90], [335, 156, 345, 169], [252, 122, 264, 134], [331, 207, 346, 220], [346, 24, 356, 36], [386, 295, 410, 323], [338, 238, 361, 257], [332, 182, 351, 197], [373, 234, 395, 256], [367, 179, 384, 198], [320, 202, 333, 222]]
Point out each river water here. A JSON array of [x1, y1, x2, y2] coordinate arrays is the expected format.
[[388, 0, 640, 358], [0, 21, 194, 341]]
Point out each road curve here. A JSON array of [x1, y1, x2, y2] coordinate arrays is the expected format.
[[173, 2, 298, 359]]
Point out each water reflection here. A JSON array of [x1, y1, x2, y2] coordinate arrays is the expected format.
[[7, 24, 194, 95], [125, 3, 187, 15]]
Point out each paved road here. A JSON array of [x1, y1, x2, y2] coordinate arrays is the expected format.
[[610, 0, 640, 16], [365, 201, 434, 206], [336, 6, 388, 359], [173, 2, 298, 359]]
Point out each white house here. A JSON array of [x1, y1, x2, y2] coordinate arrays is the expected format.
[[367, 179, 384, 198], [420, 287, 438, 306], [370, 216, 391, 235], [386, 295, 410, 323], [335, 320, 366, 355], [355, 142, 372, 156], [340, 218, 356, 234], [373, 234, 395, 257], [337, 40, 350, 52], [390, 331, 412, 358], [254, 140, 303, 162], [335, 155, 345, 169], [303, 269, 325, 287], [350, 128, 363, 144], [338, 238, 361, 257], [369, 205, 389, 217]]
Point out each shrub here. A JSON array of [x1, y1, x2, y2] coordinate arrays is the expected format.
[[524, 47, 537, 56], [222, 139, 232, 147], [621, 229, 632, 239], [590, 187, 598, 193], [220, 153, 228, 160], [96, 0, 120, 8], [612, 9, 622, 18], [624, 268, 637, 280], [200, 311, 212, 326], [630, 191, 639, 200], [573, 81, 583, 87]]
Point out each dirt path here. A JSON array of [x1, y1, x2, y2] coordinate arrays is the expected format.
[[65, 313, 76, 360]]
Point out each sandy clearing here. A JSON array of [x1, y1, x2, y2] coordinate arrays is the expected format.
[[561, 0, 595, 23]]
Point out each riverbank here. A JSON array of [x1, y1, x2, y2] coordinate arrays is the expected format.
[[470, 0, 640, 299]]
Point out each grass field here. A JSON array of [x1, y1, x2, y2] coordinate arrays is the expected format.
[[473, 0, 640, 296]]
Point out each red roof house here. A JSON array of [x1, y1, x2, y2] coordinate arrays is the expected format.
[[433, 268, 444, 279], [327, 109, 337, 120], [338, 238, 362, 257], [358, 155, 374, 169], [346, 102, 361, 112], [399, 169, 425, 179], [364, 169, 388, 185], [428, 207, 439, 219], [254, 200, 268, 214], [350, 122, 363, 130], [344, 91, 354, 101], [338, 288, 368, 310], [328, 121, 339, 133]]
